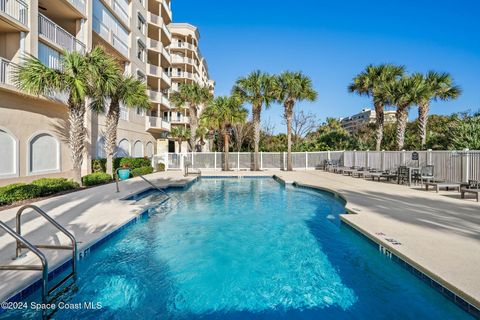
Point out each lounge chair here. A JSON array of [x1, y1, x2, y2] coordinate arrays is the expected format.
[[368, 170, 398, 182], [460, 180, 480, 202], [425, 181, 460, 193]]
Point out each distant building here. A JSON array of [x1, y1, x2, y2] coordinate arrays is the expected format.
[[339, 108, 396, 133]]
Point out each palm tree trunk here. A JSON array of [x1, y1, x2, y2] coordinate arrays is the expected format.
[[189, 104, 198, 152], [252, 104, 261, 171], [374, 101, 385, 151], [68, 101, 86, 185], [396, 106, 409, 151], [418, 102, 430, 149], [285, 101, 294, 171], [105, 98, 120, 175], [223, 131, 229, 171], [177, 139, 182, 153]]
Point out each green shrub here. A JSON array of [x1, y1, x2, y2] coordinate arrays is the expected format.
[[92, 159, 107, 173], [119, 157, 151, 170], [32, 178, 79, 196], [156, 163, 165, 172], [0, 183, 42, 205], [82, 172, 112, 186], [131, 166, 154, 176]]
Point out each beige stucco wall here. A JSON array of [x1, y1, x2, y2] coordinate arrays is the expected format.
[[0, 90, 74, 186]]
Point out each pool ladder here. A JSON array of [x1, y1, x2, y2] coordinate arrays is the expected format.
[[115, 168, 175, 202], [0, 205, 77, 305]]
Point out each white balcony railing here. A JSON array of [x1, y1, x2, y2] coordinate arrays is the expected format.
[[148, 89, 170, 108], [147, 38, 171, 61], [170, 115, 189, 124], [0, 57, 17, 87], [160, 0, 172, 21], [93, 17, 129, 58], [0, 0, 28, 26], [113, 0, 129, 28], [39, 14, 86, 53], [170, 41, 195, 50], [146, 116, 171, 132], [147, 12, 171, 40]]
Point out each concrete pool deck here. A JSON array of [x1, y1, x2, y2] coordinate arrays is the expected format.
[[0, 170, 479, 312], [0, 171, 195, 303]]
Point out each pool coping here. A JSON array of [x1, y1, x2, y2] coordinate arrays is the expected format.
[[2, 175, 478, 318], [0, 176, 199, 309], [273, 175, 480, 318]]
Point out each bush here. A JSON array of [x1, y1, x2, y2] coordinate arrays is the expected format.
[[92, 159, 107, 173], [82, 172, 112, 186], [156, 163, 165, 172], [0, 183, 42, 205], [119, 157, 151, 170], [32, 178, 79, 196], [131, 166, 154, 176]]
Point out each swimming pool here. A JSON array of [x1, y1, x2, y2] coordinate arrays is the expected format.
[[1, 178, 472, 319]]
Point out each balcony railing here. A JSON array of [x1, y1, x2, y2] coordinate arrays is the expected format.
[[0, 57, 18, 87], [0, 0, 28, 26], [146, 116, 171, 132], [113, 0, 129, 28], [160, 0, 172, 22], [170, 41, 195, 50], [39, 14, 85, 53], [147, 38, 171, 61], [148, 89, 170, 108], [147, 12, 171, 40], [93, 17, 129, 58]]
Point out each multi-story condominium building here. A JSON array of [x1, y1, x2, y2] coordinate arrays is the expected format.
[[339, 108, 396, 134], [0, 0, 214, 186]]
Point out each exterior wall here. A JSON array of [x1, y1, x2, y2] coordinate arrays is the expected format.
[[0, 0, 214, 185]]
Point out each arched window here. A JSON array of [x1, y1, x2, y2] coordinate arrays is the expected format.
[[117, 139, 130, 157], [0, 128, 18, 178], [29, 132, 60, 174], [97, 137, 106, 159], [145, 142, 153, 158], [133, 140, 144, 157]]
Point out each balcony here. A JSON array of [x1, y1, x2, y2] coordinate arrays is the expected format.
[[102, 0, 130, 29], [170, 41, 195, 51], [147, 38, 171, 61], [147, 63, 171, 86], [148, 89, 171, 108], [160, 0, 172, 22], [65, 0, 86, 15], [147, 12, 171, 42], [93, 17, 129, 59], [39, 14, 86, 53], [0, 57, 17, 88], [145, 116, 171, 132], [171, 55, 196, 66], [0, 0, 28, 30], [170, 115, 189, 124]]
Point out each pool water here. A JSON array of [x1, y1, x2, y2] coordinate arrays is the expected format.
[[1, 178, 472, 319]]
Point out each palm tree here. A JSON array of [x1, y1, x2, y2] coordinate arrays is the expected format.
[[416, 71, 461, 149], [170, 83, 212, 152], [383, 74, 426, 150], [201, 96, 247, 171], [170, 127, 191, 153], [14, 47, 107, 184], [91, 73, 150, 174], [274, 71, 317, 171], [232, 71, 276, 170], [348, 64, 405, 151]]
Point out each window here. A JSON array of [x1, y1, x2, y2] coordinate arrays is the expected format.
[[117, 139, 130, 157], [146, 142, 153, 157], [97, 137, 106, 158], [120, 103, 129, 121], [137, 13, 146, 35], [29, 132, 60, 174], [133, 141, 144, 157], [136, 107, 145, 116], [0, 128, 18, 178], [137, 40, 146, 62]]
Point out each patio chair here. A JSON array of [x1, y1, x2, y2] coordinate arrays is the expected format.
[[397, 166, 409, 185], [460, 180, 480, 202], [414, 165, 435, 186]]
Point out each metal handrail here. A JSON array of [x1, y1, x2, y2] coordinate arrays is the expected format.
[[15, 205, 77, 280], [0, 221, 49, 304], [115, 168, 173, 201]]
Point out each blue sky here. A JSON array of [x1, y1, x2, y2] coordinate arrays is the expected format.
[[172, 0, 480, 133]]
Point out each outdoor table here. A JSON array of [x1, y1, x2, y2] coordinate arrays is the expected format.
[[425, 182, 461, 193]]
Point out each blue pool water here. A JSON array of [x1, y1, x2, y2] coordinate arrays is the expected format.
[[1, 178, 472, 319]]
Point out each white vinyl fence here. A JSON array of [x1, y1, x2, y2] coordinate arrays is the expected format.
[[153, 150, 480, 183]]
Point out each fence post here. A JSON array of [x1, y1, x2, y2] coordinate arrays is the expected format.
[[401, 150, 406, 165], [305, 152, 308, 171], [260, 152, 263, 171], [283, 152, 286, 170], [462, 148, 470, 182], [192, 152, 195, 169], [366, 150, 369, 168], [164, 152, 169, 171], [427, 149, 433, 165], [237, 152, 240, 171], [353, 150, 356, 167], [214, 151, 217, 171], [180, 154, 185, 172], [327, 150, 331, 161], [381, 150, 385, 171]]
